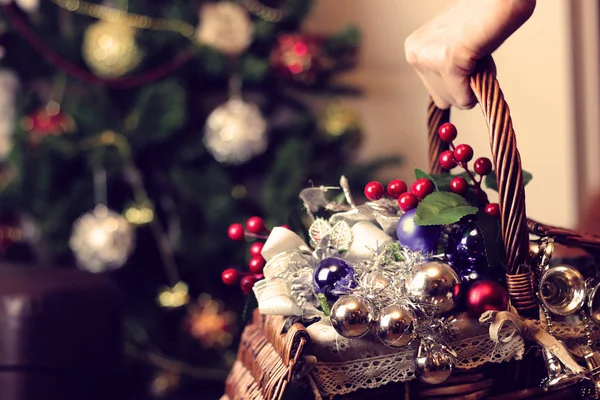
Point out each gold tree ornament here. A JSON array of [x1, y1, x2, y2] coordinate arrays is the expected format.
[[195, 2, 254, 55], [186, 294, 236, 349], [321, 100, 360, 137], [82, 20, 143, 78], [157, 281, 190, 309]]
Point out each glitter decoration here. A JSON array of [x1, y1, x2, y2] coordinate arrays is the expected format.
[[195, 1, 254, 55], [69, 204, 135, 273], [203, 98, 267, 165]]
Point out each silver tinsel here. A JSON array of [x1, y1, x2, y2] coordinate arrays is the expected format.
[[69, 205, 135, 273], [203, 98, 267, 165]]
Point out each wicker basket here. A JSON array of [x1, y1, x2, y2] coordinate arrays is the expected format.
[[222, 68, 600, 399]]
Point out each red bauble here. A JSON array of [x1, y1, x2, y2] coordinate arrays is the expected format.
[[23, 105, 75, 144], [364, 181, 385, 201], [439, 150, 457, 170], [474, 157, 493, 176], [485, 203, 500, 218], [466, 280, 509, 318], [398, 192, 418, 211], [454, 144, 474, 163], [411, 178, 434, 199], [228, 223, 245, 241], [249, 256, 266, 274], [387, 180, 407, 198], [249, 242, 264, 257], [246, 217, 266, 234], [280, 225, 291, 230], [241, 275, 259, 295], [449, 177, 469, 194], [438, 123, 458, 142], [222, 268, 240, 286], [270, 34, 323, 84]]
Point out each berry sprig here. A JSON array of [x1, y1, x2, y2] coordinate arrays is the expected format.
[[438, 122, 499, 218], [223, 216, 281, 294], [364, 177, 435, 212]]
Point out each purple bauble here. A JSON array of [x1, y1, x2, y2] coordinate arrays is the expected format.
[[313, 257, 357, 301], [460, 268, 487, 286], [446, 222, 487, 272], [396, 209, 441, 253]]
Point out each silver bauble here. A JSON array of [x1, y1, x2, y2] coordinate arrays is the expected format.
[[375, 304, 416, 348], [415, 336, 456, 385], [330, 294, 373, 338], [406, 260, 460, 314]]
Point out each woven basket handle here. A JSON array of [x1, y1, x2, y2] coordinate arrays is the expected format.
[[427, 68, 529, 275]]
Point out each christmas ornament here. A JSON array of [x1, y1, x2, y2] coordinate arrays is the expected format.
[[320, 100, 359, 137], [203, 98, 268, 165], [459, 268, 486, 286], [446, 222, 487, 273], [270, 33, 324, 84], [396, 209, 441, 253], [538, 265, 586, 316], [415, 336, 456, 385], [195, 1, 254, 55], [15, 0, 39, 12], [157, 281, 190, 309], [124, 202, 154, 225], [540, 346, 581, 392], [222, 268, 241, 286], [313, 257, 356, 301], [69, 204, 135, 273], [466, 280, 509, 318], [150, 370, 181, 398], [330, 294, 373, 338], [22, 102, 75, 143], [588, 280, 600, 324], [0, 70, 18, 160], [375, 304, 416, 348], [406, 260, 461, 314], [186, 294, 236, 349], [82, 20, 142, 78]]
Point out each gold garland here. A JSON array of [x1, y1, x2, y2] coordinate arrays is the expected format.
[[51, 0, 196, 40]]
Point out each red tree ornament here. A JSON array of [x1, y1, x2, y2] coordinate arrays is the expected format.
[[22, 102, 75, 144], [270, 34, 325, 84], [466, 280, 509, 318]]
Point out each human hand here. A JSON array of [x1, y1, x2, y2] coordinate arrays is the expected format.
[[405, 0, 536, 109]]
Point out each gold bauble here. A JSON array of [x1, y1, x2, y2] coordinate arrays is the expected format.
[[82, 20, 143, 78], [195, 1, 254, 55], [321, 100, 360, 137], [157, 281, 190, 309]]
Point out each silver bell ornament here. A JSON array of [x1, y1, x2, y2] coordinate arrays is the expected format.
[[407, 261, 461, 314], [330, 294, 373, 338], [375, 304, 417, 348], [414, 336, 456, 385]]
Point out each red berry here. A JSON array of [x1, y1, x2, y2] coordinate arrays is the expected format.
[[228, 223, 245, 241], [454, 144, 474, 162], [387, 180, 407, 198], [254, 274, 264, 280], [439, 150, 457, 170], [449, 177, 469, 194], [411, 178, 434, 199], [485, 203, 500, 218], [439, 123, 458, 142], [474, 157, 493, 176], [364, 181, 385, 201], [249, 256, 266, 274], [241, 275, 259, 295], [249, 242, 264, 257], [222, 268, 240, 286], [246, 216, 265, 234], [280, 225, 290, 230], [398, 192, 418, 211]]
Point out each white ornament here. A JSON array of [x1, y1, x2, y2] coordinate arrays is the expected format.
[[0, 70, 19, 160], [203, 98, 267, 165], [69, 205, 135, 273], [16, 0, 38, 12], [195, 1, 254, 55]]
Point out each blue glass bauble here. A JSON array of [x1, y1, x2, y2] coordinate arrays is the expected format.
[[447, 222, 487, 272], [396, 209, 441, 253], [313, 257, 356, 301]]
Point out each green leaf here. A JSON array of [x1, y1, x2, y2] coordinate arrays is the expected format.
[[414, 192, 478, 226], [485, 171, 533, 192], [475, 210, 506, 270], [317, 294, 331, 317], [242, 291, 258, 324], [415, 168, 438, 191]]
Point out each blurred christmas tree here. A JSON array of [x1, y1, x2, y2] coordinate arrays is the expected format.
[[0, 0, 399, 397]]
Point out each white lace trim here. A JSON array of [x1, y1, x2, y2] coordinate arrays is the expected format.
[[307, 321, 524, 396]]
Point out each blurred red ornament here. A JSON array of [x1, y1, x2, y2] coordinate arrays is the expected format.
[[466, 280, 509, 318], [186, 294, 236, 349], [270, 34, 327, 84], [21, 102, 75, 144], [0, 215, 23, 252]]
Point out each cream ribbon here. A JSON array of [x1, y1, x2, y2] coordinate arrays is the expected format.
[[479, 307, 586, 375]]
